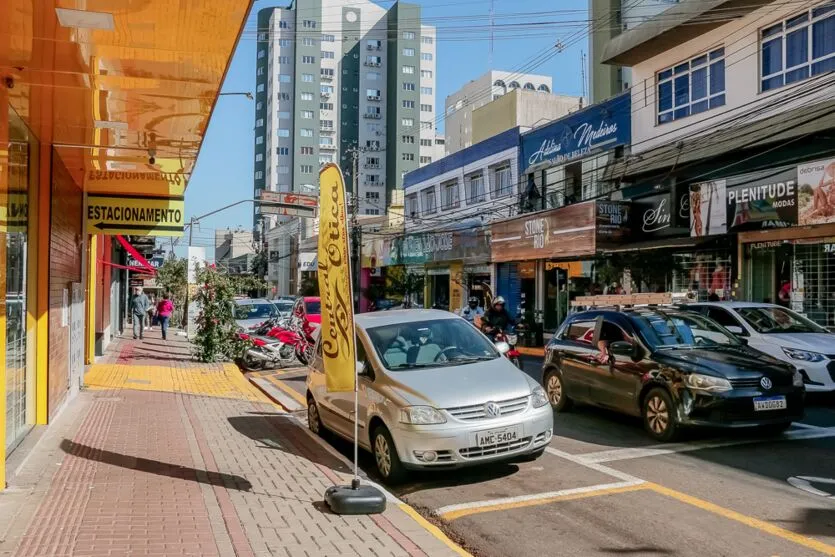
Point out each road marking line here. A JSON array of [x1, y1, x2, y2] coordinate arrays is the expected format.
[[398, 504, 474, 556], [787, 476, 835, 499], [434, 481, 646, 521], [791, 422, 824, 430], [544, 447, 643, 483], [647, 483, 835, 556], [264, 374, 307, 406], [571, 427, 835, 464]]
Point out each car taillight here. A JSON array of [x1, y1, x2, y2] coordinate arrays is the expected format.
[[253, 338, 266, 347]]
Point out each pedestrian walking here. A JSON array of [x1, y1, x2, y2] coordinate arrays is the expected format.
[[146, 294, 156, 330], [131, 287, 150, 340], [157, 293, 174, 341]]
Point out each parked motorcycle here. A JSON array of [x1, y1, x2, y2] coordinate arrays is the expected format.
[[492, 327, 522, 369], [236, 318, 297, 371], [264, 316, 317, 366]]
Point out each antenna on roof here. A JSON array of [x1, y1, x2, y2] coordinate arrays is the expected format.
[[581, 50, 588, 101]]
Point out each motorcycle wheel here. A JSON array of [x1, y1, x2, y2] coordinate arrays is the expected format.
[[295, 348, 308, 366], [241, 352, 265, 371]]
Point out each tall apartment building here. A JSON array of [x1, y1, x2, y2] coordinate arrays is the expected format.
[[588, 0, 680, 103], [443, 70, 552, 155], [252, 0, 437, 227]]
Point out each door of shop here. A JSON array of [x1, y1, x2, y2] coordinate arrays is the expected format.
[[496, 263, 521, 319]]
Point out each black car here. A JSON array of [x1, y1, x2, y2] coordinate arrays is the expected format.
[[542, 307, 805, 441]]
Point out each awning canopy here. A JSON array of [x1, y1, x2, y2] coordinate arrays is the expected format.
[[2, 0, 253, 197]]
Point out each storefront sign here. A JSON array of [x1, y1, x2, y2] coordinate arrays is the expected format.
[[726, 168, 797, 232], [298, 252, 318, 271], [520, 93, 630, 169], [691, 180, 728, 237], [798, 157, 835, 226], [595, 201, 632, 247], [0, 191, 28, 233], [84, 169, 187, 196], [394, 228, 491, 265], [490, 202, 595, 262], [127, 256, 163, 269], [86, 194, 185, 236], [259, 191, 318, 218], [635, 189, 691, 239]]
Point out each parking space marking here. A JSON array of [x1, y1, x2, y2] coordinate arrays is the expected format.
[[566, 427, 835, 464], [646, 482, 835, 556], [544, 447, 643, 483], [264, 374, 307, 406], [434, 481, 647, 521]]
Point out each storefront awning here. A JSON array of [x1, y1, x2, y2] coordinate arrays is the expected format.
[[604, 100, 835, 181], [599, 235, 728, 254], [3, 0, 253, 198]]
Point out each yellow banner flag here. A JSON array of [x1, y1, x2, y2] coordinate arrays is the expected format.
[[317, 164, 356, 392]]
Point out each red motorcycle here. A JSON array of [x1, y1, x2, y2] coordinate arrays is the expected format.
[[265, 317, 317, 365], [487, 327, 522, 369], [236, 318, 297, 371]]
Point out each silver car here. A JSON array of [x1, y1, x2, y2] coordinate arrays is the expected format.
[[306, 309, 553, 483], [232, 298, 280, 330]]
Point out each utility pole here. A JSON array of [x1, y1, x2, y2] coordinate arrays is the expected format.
[[349, 148, 361, 312]]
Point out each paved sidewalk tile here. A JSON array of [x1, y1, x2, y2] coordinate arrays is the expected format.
[[0, 330, 466, 557]]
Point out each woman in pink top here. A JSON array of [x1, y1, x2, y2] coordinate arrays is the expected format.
[[157, 293, 174, 340]]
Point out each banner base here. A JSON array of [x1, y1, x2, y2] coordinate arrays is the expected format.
[[324, 478, 386, 515]]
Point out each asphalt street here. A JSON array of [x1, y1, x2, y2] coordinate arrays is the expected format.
[[252, 357, 835, 557]]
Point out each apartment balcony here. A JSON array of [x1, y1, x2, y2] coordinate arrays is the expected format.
[[320, 74, 333, 82], [320, 127, 335, 134], [364, 163, 381, 169], [363, 113, 382, 119], [366, 44, 382, 51], [319, 144, 337, 151], [367, 94, 381, 101], [364, 181, 384, 187], [363, 60, 382, 67], [320, 92, 332, 98]]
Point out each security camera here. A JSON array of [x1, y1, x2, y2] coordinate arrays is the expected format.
[[149, 156, 155, 165], [3, 77, 13, 89], [148, 147, 157, 165]]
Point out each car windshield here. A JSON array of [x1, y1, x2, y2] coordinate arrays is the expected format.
[[630, 310, 741, 350], [305, 300, 321, 314], [234, 303, 277, 320], [737, 306, 827, 334], [274, 301, 294, 314], [366, 318, 499, 370]]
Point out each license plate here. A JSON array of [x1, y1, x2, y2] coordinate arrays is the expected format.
[[470, 426, 522, 447], [753, 396, 787, 411]]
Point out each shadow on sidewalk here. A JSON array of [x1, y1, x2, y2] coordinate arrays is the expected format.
[[60, 439, 253, 491]]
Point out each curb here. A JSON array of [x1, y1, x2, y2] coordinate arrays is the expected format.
[[250, 376, 304, 412]]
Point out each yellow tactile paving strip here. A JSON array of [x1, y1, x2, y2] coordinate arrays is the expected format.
[[85, 363, 269, 402]]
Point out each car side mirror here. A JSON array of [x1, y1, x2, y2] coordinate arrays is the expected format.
[[726, 325, 745, 336], [609, 340, 635, 358], [357, 361, 374, 380]]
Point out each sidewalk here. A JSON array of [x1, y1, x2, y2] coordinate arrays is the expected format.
[[0, 328, 468, 557]]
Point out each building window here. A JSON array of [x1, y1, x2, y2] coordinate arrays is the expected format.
[[467, 173, 485, 204], [277, 166, 290, 174], [366, 191, 380, 200], [403, 100, 415, 108], [301, 92, 314, 101], [420, 86, 432, 95], [421, 120, 433, 129], [421, 69, 433, 78], [279, 39, 291, 46], [256, 136, 264, 144], [258, 49, 265, 59], [321, 84, 334, 94], [403, 153, 415, 161], [403, 82, 415, 91], [492, 165, 512, 196], [367, 40, 382, 50], [255, 153, 263, 162], [421, 52, 433, 61], [364, 209, 381, 215], [403, 48, 415, 57], [421, 187, 436, 214], [256, 101, 263, 110], [367, 88, 381, 99], [657, 47, 726, 124], [367, 71, 380, 81], [277, 129, 290, 137], [321, 51, 335, 59], [255, 170, 264, 179], [366, 55, 381, 66], [366, 140, 381, 150], [255, 118, 264, 127], [279, 111, 290, 119], [302, 20, 317, 28], [278, 56, 290, 64], [320, 102, 334, 110], [302, 55, 316, 64], [301, 110, 314, 119], [257, 66, 264, 76], [405, 194, 418, 217], [442, 181, 460, 210], [420, 156, 432, 164], [367, 174, 380, 184], [278, 20, 289, 29], [321, 119, 334, 129], [277, 147, 289, 155], [278, 92, 290, 101], [422, 36, 434, 44], [320, 154, 333, 164], [301, 128, 314, 137], [402, 135, 415, 144], [538, 84, 551, 93], [302, 74, 314, 83], [402, 117, 414, 127], [301, 165, 314, 173], [420, 138, 432, 146], [402, 65, 415, 74], [366, 157, 380, 167], [322, 33, 335, 42], [321, 68, 334, 79], [420, 104, 433, 112], [302, 37, 316, 46], [403, 31, 416, 40], [300, 146, 314, 155], [279, 74, 292, 83], [761, 7, 835, 91], [256, 83, 265, 92]]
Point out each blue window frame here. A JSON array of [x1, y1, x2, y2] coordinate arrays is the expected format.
[[761, 2, 835, 91], [657, 48, 726, 125]]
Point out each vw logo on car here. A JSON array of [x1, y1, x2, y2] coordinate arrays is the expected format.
[[485, 401, 502, 418], [760, 377, 773, 390]]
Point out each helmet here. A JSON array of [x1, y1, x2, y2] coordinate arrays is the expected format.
[[468, 296, 479, 304], [493, 296, 506, 306]]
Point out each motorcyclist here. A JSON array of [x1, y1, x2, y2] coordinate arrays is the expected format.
[[481, 296, 515, 340], [461, 296, 484, 324]]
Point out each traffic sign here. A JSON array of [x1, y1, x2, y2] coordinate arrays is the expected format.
[[258, 191, 317, 218], [86, 195, 184, 236]]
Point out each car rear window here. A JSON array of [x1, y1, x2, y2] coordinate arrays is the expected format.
[[561, 320, 596, 344]]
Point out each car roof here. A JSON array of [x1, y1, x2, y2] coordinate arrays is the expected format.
[[687, 301, 781, 309], [355, 309, 459, 328], [303, 296, 320, 303], [234, 298, 273, 306]]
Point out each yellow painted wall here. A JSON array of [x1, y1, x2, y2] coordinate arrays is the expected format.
[[86, 235, 97, 365], [472, 90, 519, 145], [450, 262, 464, 313]]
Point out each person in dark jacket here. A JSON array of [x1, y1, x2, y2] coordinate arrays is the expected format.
[[481, 296, 515, 339]]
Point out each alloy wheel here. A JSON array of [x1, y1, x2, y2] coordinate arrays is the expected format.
[[646, 395, 669, 435], [546, 374, 562, 405], [308, 401, 320, 434], [374, 434, 392, 478]]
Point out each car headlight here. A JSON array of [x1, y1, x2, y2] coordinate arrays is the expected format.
[[531, 385, 549, 408], [684, 373, 732, 393], [399, 406, 447, 425], [782, 347, 826, 362], [793, 369, 805, 387]]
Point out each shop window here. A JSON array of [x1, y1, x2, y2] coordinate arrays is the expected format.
[[657, 47, 725, 124], [466, 173, 485, 204], [442, 180, 460, 210], [491, 165, 512, 197], [421, 187, 437, 214], [406, 194, 418, 218], [761, 5, 835, 91], [564, 162, 582, 205]]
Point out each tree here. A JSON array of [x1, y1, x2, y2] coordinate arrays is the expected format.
[[385, 266, 424, 307], [251, 251, 267, 279], [156, 257, 188, 306], [299, 276, 320, 296]]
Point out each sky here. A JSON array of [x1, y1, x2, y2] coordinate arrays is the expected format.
[[184, 0, 588, 245]]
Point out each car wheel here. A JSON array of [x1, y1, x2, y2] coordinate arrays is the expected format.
[[544, 368, 573, 412], [307, 395, 327, 438], [372, 425, 406, 485], [758, 421, 793, 435], [642, 388, 679, 442]]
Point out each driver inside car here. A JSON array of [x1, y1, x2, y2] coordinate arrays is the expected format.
[[595, 321, 630, 364], [407, 327, 442, 365]]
